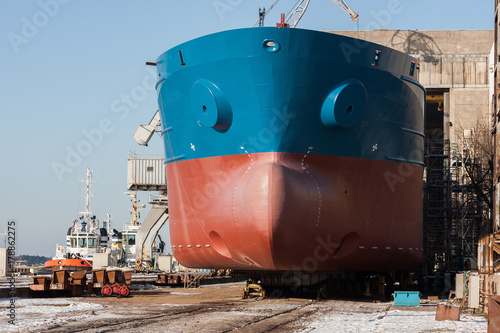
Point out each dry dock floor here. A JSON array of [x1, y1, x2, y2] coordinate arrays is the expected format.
[[0, 282, 487, 332]]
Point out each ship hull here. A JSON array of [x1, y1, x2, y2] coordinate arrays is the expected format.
[[167, 152, 422, 271], [156, 27, 425, 272]]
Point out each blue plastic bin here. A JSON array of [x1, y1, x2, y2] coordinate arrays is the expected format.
[[392, 291, 421, 306]]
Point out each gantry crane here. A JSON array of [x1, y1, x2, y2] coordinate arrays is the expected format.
[[256, 0, 358, 28]]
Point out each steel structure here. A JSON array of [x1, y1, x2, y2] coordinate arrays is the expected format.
[[285, 0, 311, 28], [424, 130, 492, 274], [254, 0, 358, 28], [423, 138, 452, 273], [330, 0, 359, 21]]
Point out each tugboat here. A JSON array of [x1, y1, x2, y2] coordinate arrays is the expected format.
[[44, 168, 109, 271], [108, 191, 144, 266]]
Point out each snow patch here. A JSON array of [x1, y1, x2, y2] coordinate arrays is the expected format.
[[302, 309, 487, 333], [128, 284, 158, 290], [0, 298, 105, 333]]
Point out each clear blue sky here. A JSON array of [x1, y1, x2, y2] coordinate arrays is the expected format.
[[0, 0, 493, 257]]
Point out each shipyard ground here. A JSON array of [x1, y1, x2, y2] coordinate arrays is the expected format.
[[0, 282, 487, 332]]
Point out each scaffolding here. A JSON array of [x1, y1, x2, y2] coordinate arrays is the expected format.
[[423, 138, 451, 273], [450, 133, 485, 271], [424, 132, 492, 275]]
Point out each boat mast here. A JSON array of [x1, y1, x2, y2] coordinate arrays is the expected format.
[[79, 167, 94, 220], [78, 167, 99, 234], [126, 191, 145, 226]]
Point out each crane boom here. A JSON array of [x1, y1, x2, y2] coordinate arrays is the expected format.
[[254, 0, 358, 28], [331, 0, 359, 21], [285, 0, 311, 28], [283, 0, 358, 28]]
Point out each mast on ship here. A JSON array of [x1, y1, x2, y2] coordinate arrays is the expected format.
[[78, 167, 97, 232], [126, 191, 145, 226]]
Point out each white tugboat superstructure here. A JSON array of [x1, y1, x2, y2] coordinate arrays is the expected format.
[[44, 168, 109, 271]]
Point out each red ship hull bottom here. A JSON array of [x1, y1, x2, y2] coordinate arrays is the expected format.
[[167, 152, 423, 272]]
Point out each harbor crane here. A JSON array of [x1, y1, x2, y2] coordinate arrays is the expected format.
[[255, 0, 358, 28]]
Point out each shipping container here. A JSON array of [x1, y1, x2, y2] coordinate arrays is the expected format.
[[127, 158, 167, 191]]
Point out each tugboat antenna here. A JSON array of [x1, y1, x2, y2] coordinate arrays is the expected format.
[[79, 167, 96, 220]]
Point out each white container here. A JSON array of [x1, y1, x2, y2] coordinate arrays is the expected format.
[[468, 275, 480, 308], [92, 253, 111, 269], [158, 255, 173, 273], [127, 158, 167, 191], [0, 249, 9, 277]]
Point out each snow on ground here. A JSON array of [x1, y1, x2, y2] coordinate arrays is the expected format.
[[0, 298, 106, 333], [0, 291, 489, 333], [301, 307, 487, 333]]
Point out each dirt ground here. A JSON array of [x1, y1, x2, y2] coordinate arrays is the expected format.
[[47, 282, 322, 332], [20, 282, 369, 332], [1, 282, 488, 332]]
